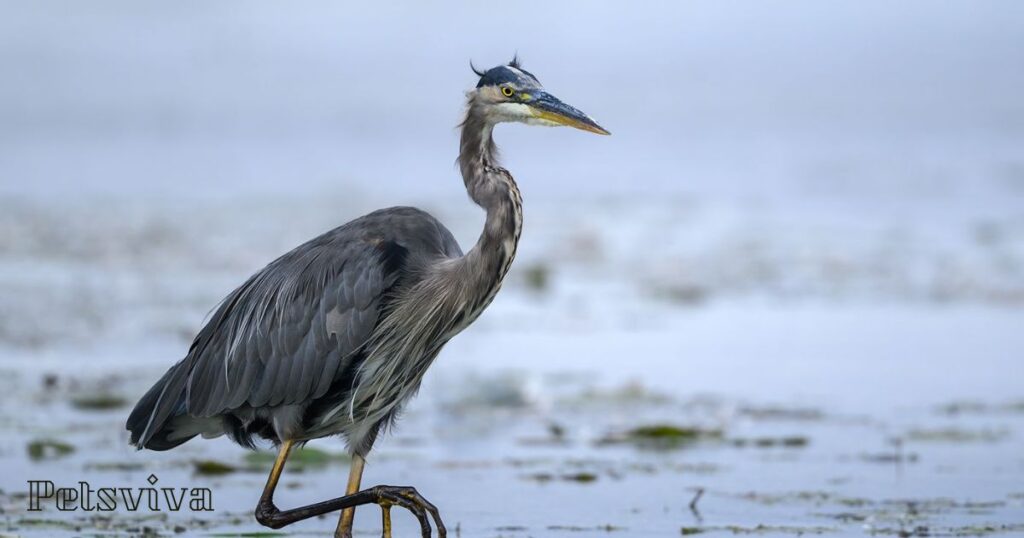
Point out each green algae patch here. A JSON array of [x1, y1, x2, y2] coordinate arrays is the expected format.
[[631, 425, 711, 440], [193, 459, 237, 476], [522, 471, 599, 484], [71, 393, 128, 411], [27, 439, 75, 460], [562, 471, 599, 483], [523, 263, 550, 292], [599, 424, 723, 449]]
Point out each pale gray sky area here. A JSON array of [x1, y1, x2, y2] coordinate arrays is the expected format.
[[2, 1, 1022, 208]]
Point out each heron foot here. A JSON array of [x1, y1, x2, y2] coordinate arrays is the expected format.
[[254, 485, 444, 538], [371, 485, 446, 538]]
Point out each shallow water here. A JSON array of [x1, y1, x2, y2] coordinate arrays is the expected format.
[[2, 313, 1024, 537], [1, 196, 1022, 536]]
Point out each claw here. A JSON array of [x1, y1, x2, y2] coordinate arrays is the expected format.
[[395, 487, 447, 537], [372, 486, 443, 538]]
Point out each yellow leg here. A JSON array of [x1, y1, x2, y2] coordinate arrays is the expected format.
[[381, 504, 393, 538], [261, 440, 294, 501], [334, 454, 366, 538]]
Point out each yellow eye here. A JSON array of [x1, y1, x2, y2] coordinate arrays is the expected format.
[[501, 86, 515, 97]]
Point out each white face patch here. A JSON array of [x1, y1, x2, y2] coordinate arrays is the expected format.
[[492, 102, 560, 127], [492, 102, 533, 121]]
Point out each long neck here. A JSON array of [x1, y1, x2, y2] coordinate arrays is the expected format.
[[454, 102, 523, 314]]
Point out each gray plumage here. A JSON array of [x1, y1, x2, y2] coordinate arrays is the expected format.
[[126, 59, 607, 459]]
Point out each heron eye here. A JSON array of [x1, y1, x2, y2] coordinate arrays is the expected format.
[[501, 86, 515, 97]]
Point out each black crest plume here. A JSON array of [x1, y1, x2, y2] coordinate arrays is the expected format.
[[470, 55, 523, 78]]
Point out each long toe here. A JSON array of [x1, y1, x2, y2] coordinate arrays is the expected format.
[[395, 487, 446, 538], [373, 486, 443, 538]]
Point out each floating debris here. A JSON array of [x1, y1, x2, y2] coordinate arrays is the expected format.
[[863, 523, 1024, 536], [738, 405, 824, 421], [711, 524, 834, 535], [12, 517, 79, 531], [730, 436, 809, 448], [736, 490, 870, 507], [935, 400, 1024, 416], [562, 382, 673, 406], [906, 428, 1008, 443], [649, 282, 709, 306], [859, 452, 919, 464]]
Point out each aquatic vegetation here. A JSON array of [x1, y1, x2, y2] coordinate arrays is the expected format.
[[26, 439, 75, 461], [521, 263, 551, 292], [863, 523, 1024, 536], [193, 460, 237, 476], [70, 393, 128, 411], [13, 517, 79, 529], [598, 424, 723, 449], [561, 472, 598, 483], [521, 471, 599, 484]]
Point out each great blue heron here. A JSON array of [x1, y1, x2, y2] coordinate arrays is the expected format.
[[126, 57, 608, 538]]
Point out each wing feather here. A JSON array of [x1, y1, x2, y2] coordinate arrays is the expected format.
[[187, 207, 461, 415], [130, 206, 463, 448]]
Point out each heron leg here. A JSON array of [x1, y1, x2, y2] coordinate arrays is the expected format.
[[381, 504, 393, 538], [334, 454, 366, 538], [253, 441, 446, 538]]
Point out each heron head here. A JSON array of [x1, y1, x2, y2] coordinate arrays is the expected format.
[[470, 57, 610, 135]]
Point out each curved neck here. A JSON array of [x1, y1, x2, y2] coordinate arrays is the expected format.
[[458, 103, 507, 211], [454, 101, 523, 313]]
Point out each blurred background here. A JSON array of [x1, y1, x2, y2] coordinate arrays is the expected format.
[[1, 2, 1023, 537]]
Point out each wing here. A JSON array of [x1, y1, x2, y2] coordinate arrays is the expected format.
[[185, 233, 389, 417], [130, 207, 461, 446]]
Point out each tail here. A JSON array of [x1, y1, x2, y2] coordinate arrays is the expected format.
[[126, 360, 198, 451]]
